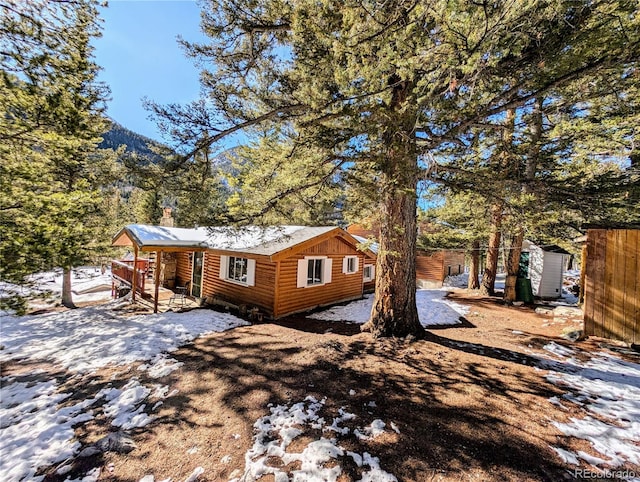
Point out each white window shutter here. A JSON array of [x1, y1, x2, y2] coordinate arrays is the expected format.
[[246, 259, 256, 286], [355, 256, 360, 273], [370, 265, 375, 280], [324, 258, 332, 284], [297, 259, 307, 288], [219, 255, 228, 280], [342, 257, 349, 274]]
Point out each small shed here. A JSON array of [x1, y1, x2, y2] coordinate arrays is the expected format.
[[346, 225, 465, 289], [520, 240, 570, 299], [583, 227, 639, 345], [415, 249, 465, 289]]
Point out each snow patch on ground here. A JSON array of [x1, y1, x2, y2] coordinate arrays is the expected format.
[[63, 467, 101, 482], [138, 354, 185, 378], [0, 377, 99, 482], [309, 290, 468, 327], [0, 302, 249, 373], [354, 419, 386, 441], [231, 396, 397, 482], [0, 302, 249, 482], [542, 343, 640, 470], [102, 379, 155, 430], [443, 272, 469, 289], [1, 267, 114, 310]]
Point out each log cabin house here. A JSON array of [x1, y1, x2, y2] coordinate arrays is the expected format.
[[111, 224, 376, 318], [346, 224, 465, 288]]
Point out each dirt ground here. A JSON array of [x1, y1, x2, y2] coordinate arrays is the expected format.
[[21, 290, 638, 482]]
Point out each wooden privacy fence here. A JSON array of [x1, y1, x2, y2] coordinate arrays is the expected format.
[[584, 228, 639, 345]]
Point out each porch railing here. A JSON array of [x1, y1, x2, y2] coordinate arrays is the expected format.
[[111, 259, 147, 296]]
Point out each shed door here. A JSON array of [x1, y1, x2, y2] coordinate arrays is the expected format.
[[540, 253, 564, 298], [191, 252, 204, 298]]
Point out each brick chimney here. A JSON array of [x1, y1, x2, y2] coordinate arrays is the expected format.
[[159, 206, 174, 227]]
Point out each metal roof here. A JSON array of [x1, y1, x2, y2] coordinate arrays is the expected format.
[[113, 224, 341, 256]]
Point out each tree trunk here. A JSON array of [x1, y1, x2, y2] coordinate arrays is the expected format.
[[367, 176, 422, 338], [480, 202, 503, 296], [503, 229, 524, 302], [503, 98, 541, 302], [62, 267, 76, 308], [481, 108, 514, 297], [468, 239, 480, 289], [364, 76, 423, 339]]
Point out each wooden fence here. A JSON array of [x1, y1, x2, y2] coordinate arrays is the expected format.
[[584, 229, 639, 345]]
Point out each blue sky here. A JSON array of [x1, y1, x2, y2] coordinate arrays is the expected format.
[[93, 1, 204, 142]]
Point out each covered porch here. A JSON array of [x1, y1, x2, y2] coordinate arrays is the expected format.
[[111, 225, 208, 313]]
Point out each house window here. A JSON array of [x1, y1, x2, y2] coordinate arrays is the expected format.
[[228, 256, 248, 283], [297, 256, 332, 288], [219, 255, 256, 286], [343, 255, 358, 274], [307, 258, 323, 285], [363, 264, 375, 282]]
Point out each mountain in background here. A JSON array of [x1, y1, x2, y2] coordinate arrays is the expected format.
[[99, 120, 167, 162], [99, 120, 247, 171]]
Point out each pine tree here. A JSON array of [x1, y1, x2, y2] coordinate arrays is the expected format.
[[420, 192, 490, 290], [151, 0, 640, 337], [0, 0, 115, 310]]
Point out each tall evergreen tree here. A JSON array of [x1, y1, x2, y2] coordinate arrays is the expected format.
[[0, 0, 115, 310], [151, 0, 639, 337]]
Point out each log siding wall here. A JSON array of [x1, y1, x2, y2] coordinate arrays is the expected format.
[[201, 252, 276, 313], [175, 252, 192, 288], [416, 251, 445, 282], [584, 229, 639, 344], [169, 236, 370, 319], [275, 238, 365, 317], [443, 251, 466, 278], [416, 250, 465, 283]]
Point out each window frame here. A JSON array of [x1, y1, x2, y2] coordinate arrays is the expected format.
[[343, 255, 358, 275], [307, 258, 324, 286], [363, 264, 375, 282], [219, 255, 256, 287], [297, 256, 331, 288], [227, 256, 248, 283]]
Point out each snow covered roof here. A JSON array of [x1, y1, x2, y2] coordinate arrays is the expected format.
[[113, 224, 344, 257], [523, 240, 571, 255], [539, 244, 571, 255], [352, 234, 379, 255]]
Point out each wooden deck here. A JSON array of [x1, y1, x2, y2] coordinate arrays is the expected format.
[[140, 280, 174, 301], [135, 288, 201, 312], [112, 259, 200, 312]]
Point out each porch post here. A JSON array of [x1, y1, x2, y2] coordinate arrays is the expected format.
[[132, 245, 138, 303], [154, 250, 162, 313]]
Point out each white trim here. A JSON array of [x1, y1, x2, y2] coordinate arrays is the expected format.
[[363, 264, 375, 282], [297, 256, 331, 288], [220, 255, 256, 287], [246, 259, 256, 286], [219, 255, 228, 280], [343, 255, 359, 274], [324, 258, 333, 284], [297, 259, 307, 288]]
